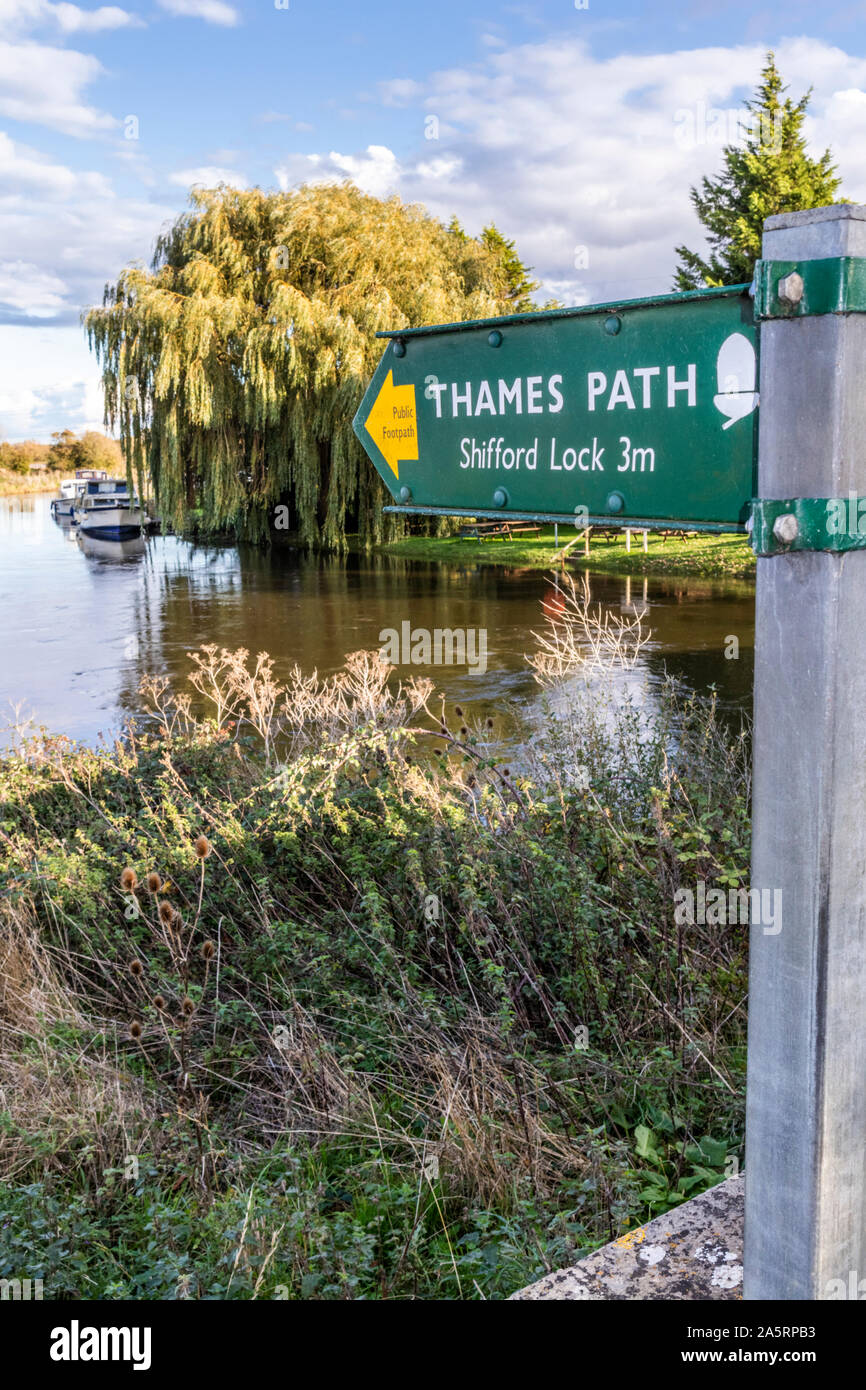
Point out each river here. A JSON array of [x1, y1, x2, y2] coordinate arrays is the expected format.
[[0, 493, 755, 749]]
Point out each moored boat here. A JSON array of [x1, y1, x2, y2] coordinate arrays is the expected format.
[[72, 477, 146, 540], [50, 469, 110, 519]]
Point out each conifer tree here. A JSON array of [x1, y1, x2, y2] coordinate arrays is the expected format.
[[480, 224, 540, 310], [674, 54, 841, 289]]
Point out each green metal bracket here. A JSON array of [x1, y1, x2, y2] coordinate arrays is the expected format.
[[753, 257, 866, 320], [750, 496, 866, 555]]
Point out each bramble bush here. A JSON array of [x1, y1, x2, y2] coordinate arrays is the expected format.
[[0, 633, 749, 1298]]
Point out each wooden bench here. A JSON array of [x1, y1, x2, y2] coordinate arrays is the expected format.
[[458, 520, 541, 541], [502, 523, 540, 538], [458, 520, 509, 540]]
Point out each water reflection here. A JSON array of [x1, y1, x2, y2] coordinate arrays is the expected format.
[[0, 493, 755, 747], [77, 534, 147, 562]]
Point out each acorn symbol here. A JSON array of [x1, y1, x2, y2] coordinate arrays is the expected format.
[[713, 333, 759, 429]]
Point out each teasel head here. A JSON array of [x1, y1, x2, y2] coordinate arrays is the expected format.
[[153, 995, 166, 1012], [486, 717, 494, 730], [158, 899, 176, 927], [130, 959, 144, 979], [460, 726, 468, 737], [454, 706, 463, 719], [439, 725, 448, 737], [129, 1020, 143, 1040], [182, 996, 195, 1016], [120, 867, 138, 892], [201, 940, 215, 961], [145, 871, 162, 894], [194, 835, 212, 859]]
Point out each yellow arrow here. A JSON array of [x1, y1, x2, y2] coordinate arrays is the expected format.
[[364, 370, 418, 480]]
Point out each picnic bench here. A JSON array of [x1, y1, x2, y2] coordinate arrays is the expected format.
[[458, 520, 541, 541]]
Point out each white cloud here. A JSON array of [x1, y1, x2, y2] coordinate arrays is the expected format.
[[0, 259, 67, 315], [168, 165, 248, 188], [278, 36, 866, 306], [380, 78, 422, 107], [0, 128, 175, 335], [0, 129, 112, 196], [0, 41, 116, 136], [52, 3, 142, 32], [157, 0, 238, 26], [276, 144, 400, 199], [0, 324, 108, 438], [0, 0, 142, 34]]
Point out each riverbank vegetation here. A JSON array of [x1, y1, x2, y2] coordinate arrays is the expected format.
[[0, 431, 122, 496], [0, 617, 750, 1299], [377, 528, 755, 578], [0, 469, 68, 497], [85, 184, 540, 549]]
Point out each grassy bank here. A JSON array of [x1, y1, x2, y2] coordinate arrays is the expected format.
[[0, 470, 70, 497], [0, 643, 750, 1300], [377, 527, 755, 578]]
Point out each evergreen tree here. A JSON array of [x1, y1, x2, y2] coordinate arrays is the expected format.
[[86, 184, 535, 547], [480, 224, 540, 310], [674, 54, 841, 289]]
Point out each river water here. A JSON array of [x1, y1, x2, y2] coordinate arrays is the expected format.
[[0, 493, 755, 749]]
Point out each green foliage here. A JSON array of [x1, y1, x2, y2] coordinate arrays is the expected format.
[[627, 1120, 738, 1216], [47, 429, 78, 470], [0, 431, 121, 477], [85, 184, 536, 548], [480, 224, 540, 311], [0, 439, 50, 473], [674, 53, 842, 289], [0, 666, 749, 1298], [69, 430, 122, 472]]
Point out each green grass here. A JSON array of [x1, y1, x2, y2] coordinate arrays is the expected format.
[[573, 531, 755, 578], [376, 527, 755, 578]]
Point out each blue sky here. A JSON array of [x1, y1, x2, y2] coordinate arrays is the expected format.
[[2, 0, 866, 439]]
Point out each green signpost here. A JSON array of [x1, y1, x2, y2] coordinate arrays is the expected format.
[[353, 208, 866, 1303], [353, 285, 759, 532]]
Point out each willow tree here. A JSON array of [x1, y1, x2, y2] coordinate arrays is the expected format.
[[85, 183, 534, 546]]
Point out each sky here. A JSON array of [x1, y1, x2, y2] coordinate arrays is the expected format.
[[2, 0, 866, 440]]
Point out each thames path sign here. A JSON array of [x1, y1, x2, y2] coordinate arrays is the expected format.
[[356, 205, 866, 1303], [353, 285, 759, 531]]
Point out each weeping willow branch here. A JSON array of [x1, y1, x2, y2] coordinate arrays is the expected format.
[[84, 183, 532, 550]]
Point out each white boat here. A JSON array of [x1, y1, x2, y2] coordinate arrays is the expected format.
[[50, 469, 110, 519], [72, 477, 146, 540]]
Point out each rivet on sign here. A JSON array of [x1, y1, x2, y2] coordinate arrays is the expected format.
[[392, 339, 407, 357], [777, 272, 804, 307], [493, 488, 508, 508], [604, 316, 621, 336], [606, 491, 625, 515], [773, 512, 799, 545], [488, 329, 503, 348], [399, 486, 412, 503]]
